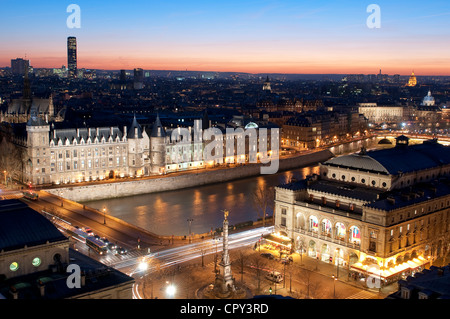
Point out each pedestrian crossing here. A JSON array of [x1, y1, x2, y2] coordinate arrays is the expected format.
[[345, 290, 378, 299]]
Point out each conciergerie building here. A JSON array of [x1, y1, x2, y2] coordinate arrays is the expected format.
[[0, 107, 278, 186], [274, 136, 450, 286]]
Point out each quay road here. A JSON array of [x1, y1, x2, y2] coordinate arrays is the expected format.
[[2, 187, 274, 278], [13, 191, 171, 264]]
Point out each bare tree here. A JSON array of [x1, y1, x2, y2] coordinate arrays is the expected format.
[[248, 254, 268, 294], [297, 237, 306, 265], [252, 185, 275, 227], [232, 249, 249, 284], [297, 267, 324, 299], [0, 136, 26, 183]]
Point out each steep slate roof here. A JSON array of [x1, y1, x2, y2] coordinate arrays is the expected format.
[[0, 199, 68, 252], [127, 115, 143, 139], [50, 127, 124, 144], [151, 113, 166, 138]]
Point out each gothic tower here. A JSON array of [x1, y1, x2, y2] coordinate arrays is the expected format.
[[262, 75, 271, 92], [150, 113, 166, 174], [26, 106, 50, 185], [127, 115, 148, 177]]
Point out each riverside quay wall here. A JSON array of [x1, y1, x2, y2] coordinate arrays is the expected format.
[[45, 149, 335, 202]]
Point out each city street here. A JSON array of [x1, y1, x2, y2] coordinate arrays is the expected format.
[[133, 244, 394, 300]]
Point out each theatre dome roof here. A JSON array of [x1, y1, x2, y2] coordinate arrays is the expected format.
[[324, 140, 450, 175]]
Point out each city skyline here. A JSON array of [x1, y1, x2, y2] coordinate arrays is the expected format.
[[1, 0, 450, 75]]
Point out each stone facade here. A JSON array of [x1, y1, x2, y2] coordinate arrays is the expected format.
[[274, 137, 450, 284]]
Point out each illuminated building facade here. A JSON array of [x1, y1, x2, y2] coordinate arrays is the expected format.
[[358, 103, 405, 125], [407, 71, 417, 87], [274, 136, 450, 286], [1, 112, 278, 185], [282, 110, 367, 150]]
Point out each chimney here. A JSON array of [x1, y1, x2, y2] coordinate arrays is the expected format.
[[387, 196, 396, 205], [110, 127, 113, 136], [77, 128, 79, 137], [124, 126, 127, 138], [38, 280, 45, 297], [10, 286, 18, 299], [81, 271, 86, 287]]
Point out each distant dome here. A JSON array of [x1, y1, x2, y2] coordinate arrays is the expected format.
[[422, 90, 435, 106], [245, 122, 259, 129], [378, 138, 392, 145], [407, 71, 417, 87]]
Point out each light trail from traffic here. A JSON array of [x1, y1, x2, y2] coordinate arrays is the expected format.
[[117, 226, 274, 273], [127, 226, 274, 299]]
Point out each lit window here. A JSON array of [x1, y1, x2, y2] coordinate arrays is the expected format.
[[32, 257, 41, 267], [10, 262, 19, 271]]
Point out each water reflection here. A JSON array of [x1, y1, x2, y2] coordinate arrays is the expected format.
[[84, 166, 320, 236]]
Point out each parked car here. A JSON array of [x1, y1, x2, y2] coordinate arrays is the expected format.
[[266, 271, 283, 283], [280, 256, 294, 264], [260, 253, 274, 260]]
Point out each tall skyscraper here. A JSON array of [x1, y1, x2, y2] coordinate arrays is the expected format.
[[67, 37, 77, 79], [133, 68, 144, 89], [120, 69, 127, 82], [11, 58, 29, 75]]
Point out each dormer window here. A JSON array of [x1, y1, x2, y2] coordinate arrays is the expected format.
[[401, 287, 411, 299]]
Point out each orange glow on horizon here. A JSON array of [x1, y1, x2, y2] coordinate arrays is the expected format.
[[3, 46, 450, 75]]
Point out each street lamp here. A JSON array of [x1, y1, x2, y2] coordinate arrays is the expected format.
[[103, 207, 106, 225], [3, 170, 7, 187], [59, 190, 63, 207], [187, 218, 193, 243], [166, 283, 176, 298], [332, 275, 337, 299]]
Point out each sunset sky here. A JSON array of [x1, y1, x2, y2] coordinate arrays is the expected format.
[[1, 0, 450, 75]]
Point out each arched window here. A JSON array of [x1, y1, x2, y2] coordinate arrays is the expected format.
[[309, 216, 319, 233], [349, 226, 361, 245], [53, 253, 62, 263], [296, 212, 305, 229], [335, 222, 346, 240], [321, 219, 332, 237]]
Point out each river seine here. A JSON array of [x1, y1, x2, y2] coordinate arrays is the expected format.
[[83, 165, 320, 236]]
